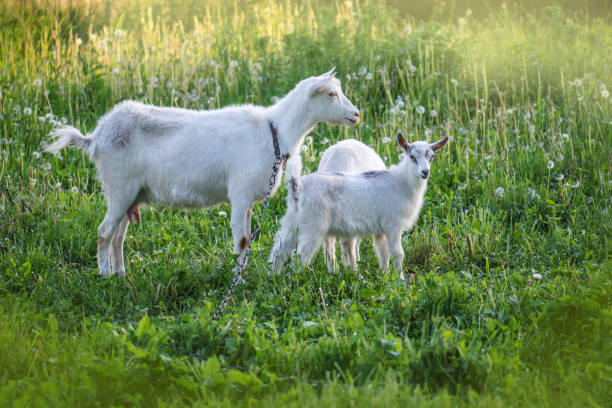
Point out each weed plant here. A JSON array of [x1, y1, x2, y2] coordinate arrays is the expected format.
[[0, 0, 610, 406]]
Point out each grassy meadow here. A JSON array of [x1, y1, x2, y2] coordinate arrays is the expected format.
[[0, 0, 610, 406]]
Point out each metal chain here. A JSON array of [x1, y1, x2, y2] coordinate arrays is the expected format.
[[212, 154, 288, 320]]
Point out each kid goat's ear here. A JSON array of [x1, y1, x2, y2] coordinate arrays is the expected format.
[[397, 131, 410, 152], [431, 136, 449, 152]]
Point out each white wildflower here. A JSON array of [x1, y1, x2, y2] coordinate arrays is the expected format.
[[451, 78, 458, 86], [365, 73, 372, 81], [430, 109, 437, 117], [32, 151, 40, 159], [321, 137, 330, 145], [229, 60, 238, 68], [310, 156, 315, 162], [602, 89, 610, 98], [554, 173, 564, 181], [75, 37, 82, 46], [112, 68, 120, 74], [561, 133, 569, 140], [572, 180, 580, 188], [528, 125, 535, 133], [424, 128, 432, 137], [527, 188, 540, 201], [33, 78, 42, 87], [547, 160, 554, 169], [41, 162, 52, 171], [300, 145, 308, 152], [23, 107, 32, 115], [458, 182, 467, 190], [358, 66, 367, 76], [495, 187, 504, 199], [381, 136, 392, 144], [114, 29, 126, 37], [306, 136, 313, 145], [218, 210, 227, 217], [416, 106, 425, 115], [71, 186, 79, 193], [532, 272, 542, 280]]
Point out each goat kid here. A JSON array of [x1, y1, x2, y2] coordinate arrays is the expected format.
[[269, 132, 448, 279], [317, 139, 386, 272], [45, 69, 360, 277]]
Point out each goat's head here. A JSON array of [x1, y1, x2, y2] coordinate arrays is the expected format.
[[302, 68, 360, 127], [397, 131, 448, 180]]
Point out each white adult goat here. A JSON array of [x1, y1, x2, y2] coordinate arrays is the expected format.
[[269, 132, 448, 279], [317, 139, 386, 272], [45, 69, 360, 277]]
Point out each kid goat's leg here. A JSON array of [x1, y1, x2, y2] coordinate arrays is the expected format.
[[269, 209, 298, 273], [324, 237, 337, 273], [340, 238, 358, 270]]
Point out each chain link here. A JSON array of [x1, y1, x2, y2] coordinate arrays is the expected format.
[[212, 154, 288, 320]]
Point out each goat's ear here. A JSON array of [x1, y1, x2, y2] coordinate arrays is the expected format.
[[322, 67, 336, 78], [311, 75, 335, 95], [430, 136, 449, 152], [397, 131, 410, 152]]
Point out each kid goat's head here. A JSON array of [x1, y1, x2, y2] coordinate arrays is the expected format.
[[303, 68, 360, 127], [397, 131, 449, 180]]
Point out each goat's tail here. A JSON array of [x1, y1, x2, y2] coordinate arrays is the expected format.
[[45, 126, 92, 154]]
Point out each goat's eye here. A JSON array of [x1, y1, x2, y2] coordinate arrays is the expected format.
[[410, 155, 417, 163], [328, 92, 338, 97]]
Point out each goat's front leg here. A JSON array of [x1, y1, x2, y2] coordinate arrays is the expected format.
[[229, 197, 252, 263], [387, 231, 405, 280], [373, 234, 390, 271]]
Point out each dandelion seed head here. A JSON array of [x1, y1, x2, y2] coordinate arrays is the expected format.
[[365, 73, 372, 81], [495, 187, 504, 199], [32, 151, 41, 159], [358, 66, 367, 76], [572, 180, 580, 188], [33, 78, 42, 87], [601, 89, 610, 98], [430, 109, 437, 117], [416, 106, 425, 115], [112, 68, 120, 74], [23, 107, 32, 115], [532, 272, 542, 280], [554, 173, 564, 181], [381, 136, 392, 144], [300, 145, 308, 152], [547, 160, 554, 169], [229, 60, 238, 68], [71, 186, 79, 193]]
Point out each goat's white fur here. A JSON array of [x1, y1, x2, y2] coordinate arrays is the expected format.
[[269, 133, 448, 279], [316, 139, 386, 272], [45, 69, 360, 277]]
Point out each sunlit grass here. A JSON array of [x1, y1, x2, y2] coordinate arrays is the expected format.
[[0, 0, 610, 406]]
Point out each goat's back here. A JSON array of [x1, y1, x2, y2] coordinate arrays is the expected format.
[[318, 139, 385, 174]]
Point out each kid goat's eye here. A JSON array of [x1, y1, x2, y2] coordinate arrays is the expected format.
[[328, 92, 338, 97], [410, 155, 417, 163]]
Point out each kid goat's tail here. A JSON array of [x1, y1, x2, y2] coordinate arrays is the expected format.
[[284, 155, 303, 209], [45, 126, 92, 153]]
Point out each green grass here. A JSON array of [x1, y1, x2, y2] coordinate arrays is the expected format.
[[0, 0, 610, 406]]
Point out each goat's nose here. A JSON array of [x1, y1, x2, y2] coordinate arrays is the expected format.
[[420, 169, 429, 179], [354, 111, 360, 118]]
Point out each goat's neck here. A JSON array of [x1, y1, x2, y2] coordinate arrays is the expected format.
[[391, 161, 428, 198], [268, 94, 317, 158]]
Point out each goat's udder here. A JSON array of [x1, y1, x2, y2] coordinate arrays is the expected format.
[[127, 204, 141, 224]]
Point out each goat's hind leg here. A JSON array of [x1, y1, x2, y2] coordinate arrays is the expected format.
[[341, 238, 358, 270], [373, 234, 390, 272], [109, 215, 130, 278]]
